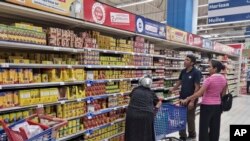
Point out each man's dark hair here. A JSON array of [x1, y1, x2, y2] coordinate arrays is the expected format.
[[187, 54, 196, 65]]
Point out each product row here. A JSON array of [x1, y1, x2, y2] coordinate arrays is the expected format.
[[0, 80, 133, 108], [0, 68, 85, 84]]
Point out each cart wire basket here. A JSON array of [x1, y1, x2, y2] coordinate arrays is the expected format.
[[154, 103, 187, 141], [0, 113, 67, 141]]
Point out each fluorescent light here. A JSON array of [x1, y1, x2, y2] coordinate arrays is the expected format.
[[198, 4, 208, 8], [116, 0, 154, 8], [210, 35, 250, 40]]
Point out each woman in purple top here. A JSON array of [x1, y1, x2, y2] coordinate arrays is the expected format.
[[183, 60, 227, 141]]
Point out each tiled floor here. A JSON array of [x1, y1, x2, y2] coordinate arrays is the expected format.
[[164, 95, 250, 141]]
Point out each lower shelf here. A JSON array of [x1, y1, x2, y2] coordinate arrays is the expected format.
[[58, 118, 125, 141], [101, 132, 125, 141]]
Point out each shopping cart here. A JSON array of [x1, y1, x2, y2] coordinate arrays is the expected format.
[[154, 103, 187, 141], [0, 112, 67, 141]]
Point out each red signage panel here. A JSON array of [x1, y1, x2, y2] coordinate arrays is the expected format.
[[84, 0, 135, 32]]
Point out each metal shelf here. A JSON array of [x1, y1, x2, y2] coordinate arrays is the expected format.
[[152, 87, 173, 91], [163, 95, 179, 101], [0, 63, 165, 69], [165, 57, 185, 60], [0, 63, 79, 69], [0, 41, 76, 53], [0, 41, 185, 61], [58, 118, 125, 141], [84, 65, 165, 69], [101, 132, 125, 141], [165, 77, 179, 80], [0, 81, 85, 90], [0, 94, 128, 113], [228, 82, 237, 85], [200, 64, 209, 66], [0, 76, 170, 90], [67, 105, 128, 121], [165, 67, 183, 70], [0, 2, 239, 58]]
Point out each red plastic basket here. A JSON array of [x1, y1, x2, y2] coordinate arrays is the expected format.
[[0, 113, 67, 141]]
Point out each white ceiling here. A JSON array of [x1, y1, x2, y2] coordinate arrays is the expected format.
[[98, 0, 167, 22], [98, 0, 247, 44], [197, 0, 249, 44]]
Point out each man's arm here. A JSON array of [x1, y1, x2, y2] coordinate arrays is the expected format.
[[171, 70, 183, 92], [189, 83, 200, 102], [171, 80, 181, 91], [189, 71, 202, 103]]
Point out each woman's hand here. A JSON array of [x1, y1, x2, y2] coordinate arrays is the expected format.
[[181, 98, 190, 105], [155, 100, 162, 108]]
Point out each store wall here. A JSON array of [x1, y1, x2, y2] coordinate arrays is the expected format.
[[167, 0, 193, 33]]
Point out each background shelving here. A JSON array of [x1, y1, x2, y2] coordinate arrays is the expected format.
[[0, 1, 241, 141]]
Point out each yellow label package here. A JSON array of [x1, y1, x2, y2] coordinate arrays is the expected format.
[[18, 90, 31, 106], [40, 88, 50, 103], [17, 69, 24, 84]]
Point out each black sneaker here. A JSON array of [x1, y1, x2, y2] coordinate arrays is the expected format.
[[179, 137, 187, 141]]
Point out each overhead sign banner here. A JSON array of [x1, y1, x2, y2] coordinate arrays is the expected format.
[[187, 33, 202, 47], [166, 26, 187, 44], [84, 0, 135, 32], [136, 16, 166, 39], [214, 42, 235, 55], [6, 0, 83, 18], [208, 0, 250, 24], [202, 38, 214, 50]]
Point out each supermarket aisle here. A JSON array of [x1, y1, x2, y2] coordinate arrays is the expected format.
[[219, 95, 250, 141], [166, 95, 250, 141]]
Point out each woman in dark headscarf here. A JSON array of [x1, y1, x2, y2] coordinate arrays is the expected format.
[[125, 75, 162, 141]]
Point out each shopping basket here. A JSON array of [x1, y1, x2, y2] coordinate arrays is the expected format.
[[0, 113, 67, 141], [154, 103, 187, 141]]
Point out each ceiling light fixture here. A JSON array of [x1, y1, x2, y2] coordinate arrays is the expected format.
[[116, 0, 154, 8]]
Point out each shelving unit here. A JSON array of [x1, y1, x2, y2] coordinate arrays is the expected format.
[[0, 1, 241, 141]]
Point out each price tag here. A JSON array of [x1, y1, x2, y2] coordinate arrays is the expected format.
[[60, 82, 65, 85], [120, 93, 124, 96], [87, 115, 92, 119], [114, 107, 118, 110], [87, 98, 91, 103], [107, 66, 111, 69], [115, 51, 118, 54], [123, 105, 127, 109], [60, 101, 65, 104], [67, 65, 72, 69], [103, 50, 108, 53], [111, 122, 114, 125], [0, 86, 2, 90], [125, 66, 128, 68], [37, 104, 44, 108], [87, 48, 91, 52], [86, 132, 90, 136], [73, 49, 77, 53], [132, 52, 135, 55], [77, 98, 82, 102], [1, 63, 9, 68], [53, 47, 59, 51]]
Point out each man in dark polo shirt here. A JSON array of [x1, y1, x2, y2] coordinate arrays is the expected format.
[[170, 55, 201, 141]]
